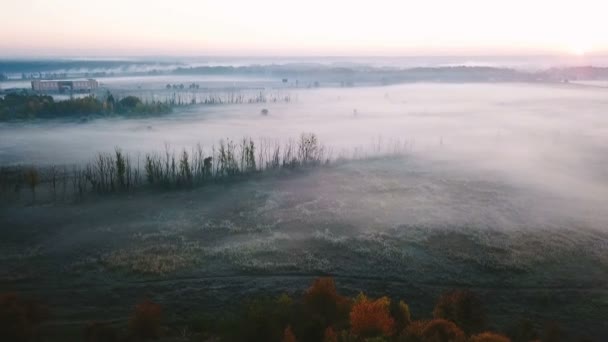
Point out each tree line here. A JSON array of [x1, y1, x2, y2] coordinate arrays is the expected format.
[[0, 92, 171, 121]]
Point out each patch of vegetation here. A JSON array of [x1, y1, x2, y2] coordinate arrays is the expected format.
[[0, 133, 335, 204], [0, 92, 170, 121], [2, 277, 589, 341]]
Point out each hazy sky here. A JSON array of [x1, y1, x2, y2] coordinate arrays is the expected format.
[[1, 0, 606, 56]]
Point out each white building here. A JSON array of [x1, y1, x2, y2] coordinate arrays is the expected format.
[[31, 79, 99, 93]]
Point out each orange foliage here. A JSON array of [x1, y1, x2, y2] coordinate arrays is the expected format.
[[402, 320, 429, 341], [282, 325, 297, 342], [303, 277, 351, 323], [323, 326, 338, 342], [470, 331, 511, 342], [0, 292, 48, 342], [349, 295, 395, 337], [422, 319, 465, 342], [129, 300, 162, 339]]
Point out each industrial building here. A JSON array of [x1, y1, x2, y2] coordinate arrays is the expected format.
[[31, 79, 99, 93]]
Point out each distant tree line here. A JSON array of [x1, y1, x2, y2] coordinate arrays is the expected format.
[[0, 92, 171, 121]]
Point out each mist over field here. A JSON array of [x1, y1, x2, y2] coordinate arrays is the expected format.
[[1, 58, 608, 341]]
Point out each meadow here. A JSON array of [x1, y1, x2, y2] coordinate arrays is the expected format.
[[1, 80, 607, 341]]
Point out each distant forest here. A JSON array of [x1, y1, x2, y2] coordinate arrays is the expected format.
[[2, 59, 608, 84], [0, 93, 171, 121]]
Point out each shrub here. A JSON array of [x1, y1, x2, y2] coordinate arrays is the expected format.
[[433, 290, 485, 335], [118, 96, 142, 109], [129, 300, 162, 339], [349, 295, 395, 338], [422, 319, 465, 342], [236, 294, 295, 342], [470, 331, 511, 342], [300, 277, 351, 341], [0, 293, 48, 342], [391, 300, 412, 333], [402, 320, 429, 342], [303, 278, 350, 320]]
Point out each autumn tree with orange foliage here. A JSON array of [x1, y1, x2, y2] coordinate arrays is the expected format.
[[300, 277, 351, 341], [433, 290, 485, 335], [402, 320, 429, 342], [129, 300, 162, 340], [470, 331, 511, 342], [349, 294, 395, 338], [282, 325, 297, 342], [422, 319, 466, 342]]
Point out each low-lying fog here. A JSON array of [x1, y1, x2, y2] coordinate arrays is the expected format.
[[2, 82, 608, 205], [2, 81, 608, 336]]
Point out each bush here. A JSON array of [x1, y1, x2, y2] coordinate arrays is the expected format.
[[0, 293, 48, 342], [299, 277, 351, 341], [433, 290, 485, 335], [234, 294, 294, 342], [303, 278, 350, 321], [129, 300, 162, 339], [391, 300, 412, 333], [349, 295, 395, 338], [422, 319, 466, 342], [470, 331, 511, 342], [402, 320, 428, 342], [118, 96, 142, 109]]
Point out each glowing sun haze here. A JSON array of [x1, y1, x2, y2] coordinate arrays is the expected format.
[[1, 0, 606, 56]]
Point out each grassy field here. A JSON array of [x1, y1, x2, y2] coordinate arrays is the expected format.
[[1, 156, 607, 340]]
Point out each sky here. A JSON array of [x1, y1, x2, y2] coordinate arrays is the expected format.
[[1, 0, 607, 57]]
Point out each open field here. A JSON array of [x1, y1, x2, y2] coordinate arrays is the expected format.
[[1, 155, 607, 339], [1, 81, 608, 340]]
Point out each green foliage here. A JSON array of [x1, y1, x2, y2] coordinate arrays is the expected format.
[[223, 294, 296, 342], [0, 93, 170, 121], [299, 277, 352, 342], [390, 300, 412, 333], [117, 96, 142, 108]]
